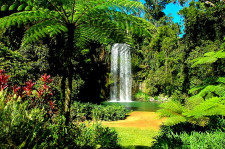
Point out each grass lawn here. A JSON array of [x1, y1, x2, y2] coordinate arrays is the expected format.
[[114, 127, 158, 148], [102, 111, 165, 148]]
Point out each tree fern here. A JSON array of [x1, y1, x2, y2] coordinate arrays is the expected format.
[[0, 0, 154, 125]]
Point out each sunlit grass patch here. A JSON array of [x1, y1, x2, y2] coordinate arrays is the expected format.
[[113, 127, 158, 148]]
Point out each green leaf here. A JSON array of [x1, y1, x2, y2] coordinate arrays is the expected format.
[[216, 77, 225, 84], [1, 5, 8, 11], [25, 6, 31, 11], [17, 4, 26, 11], [215, 50, 225, 58], [9, 3, 18, 11], [204, 51, 215, 57]]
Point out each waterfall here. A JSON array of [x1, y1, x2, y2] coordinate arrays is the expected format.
[[110, 43, 132, 102]]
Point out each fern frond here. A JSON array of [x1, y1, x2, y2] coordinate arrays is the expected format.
[[158, 101, 186, 119], [185, 95, 204, 110], [215, 50, 225, 58], [9, 2, 19, 11], [184, 97, 225, 119], [191, 57, 218, 67], [204, 51, 215, 57], [17, 4, 27, 11], [189, 86, 206, 94], [0, 9, 62, 29], [188, 116, 209, 126], [197, 85, 225, 97], [23, 22, 67, 45], [191, 50, 225, 67], [74, 0, 153, 38], [217, 77, 225, 84], [164, 115, 187, 126]]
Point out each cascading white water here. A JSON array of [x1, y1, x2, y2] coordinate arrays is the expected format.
[[110, 43, 132, 102]]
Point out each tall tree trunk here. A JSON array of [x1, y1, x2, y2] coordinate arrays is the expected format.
[[61, 75, 66, 113], [65, 24, 75, 125]]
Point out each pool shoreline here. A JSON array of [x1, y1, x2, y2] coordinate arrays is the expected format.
[[101, 101, 161, 112]]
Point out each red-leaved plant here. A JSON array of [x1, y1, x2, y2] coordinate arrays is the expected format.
[[0, 70, 10, 91], [0, 70, 58, 116]]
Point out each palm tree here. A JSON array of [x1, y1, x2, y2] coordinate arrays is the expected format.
[[0, 0, 154, 124]]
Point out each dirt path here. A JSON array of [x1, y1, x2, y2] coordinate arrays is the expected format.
[[102, 111, 166, 130]]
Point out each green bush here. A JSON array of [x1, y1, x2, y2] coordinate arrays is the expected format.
[[74, 123, 119, 149], [70, 101, 129, 121]]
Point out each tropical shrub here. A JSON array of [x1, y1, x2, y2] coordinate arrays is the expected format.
[[0, 69, 58, 115], [0, 96, 119, 148], [0, 71, 120, 148], [74, 123, 119, 149], [0, 91, 48, 148], [70, 101, 129, 121]]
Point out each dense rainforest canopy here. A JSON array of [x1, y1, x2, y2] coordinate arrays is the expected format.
[[0, 0, 225, 148], [0, 0, 224, 122]]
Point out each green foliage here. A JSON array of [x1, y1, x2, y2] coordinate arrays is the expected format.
[[0, 89, 120, 148], [133, 23, 182, 97], [134, 90, 150, 101], [180, 131, 225, 149], [152, 128, 225, 149], [158, 91, 225, 127], [152, 114, 225, 148], [74, 123, 119, 149], [158, 40, 225, 127], [70, 101, 129, 121], [191, 50, 225, 67], [0, 92, 46, 148], [0, 0, 155, 124], [0, 0, 153, 47], [0, 43, 51, 85], [179, 1, 225, 44]]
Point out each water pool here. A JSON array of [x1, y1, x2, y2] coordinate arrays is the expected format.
[[101, 101, 160, 112]]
